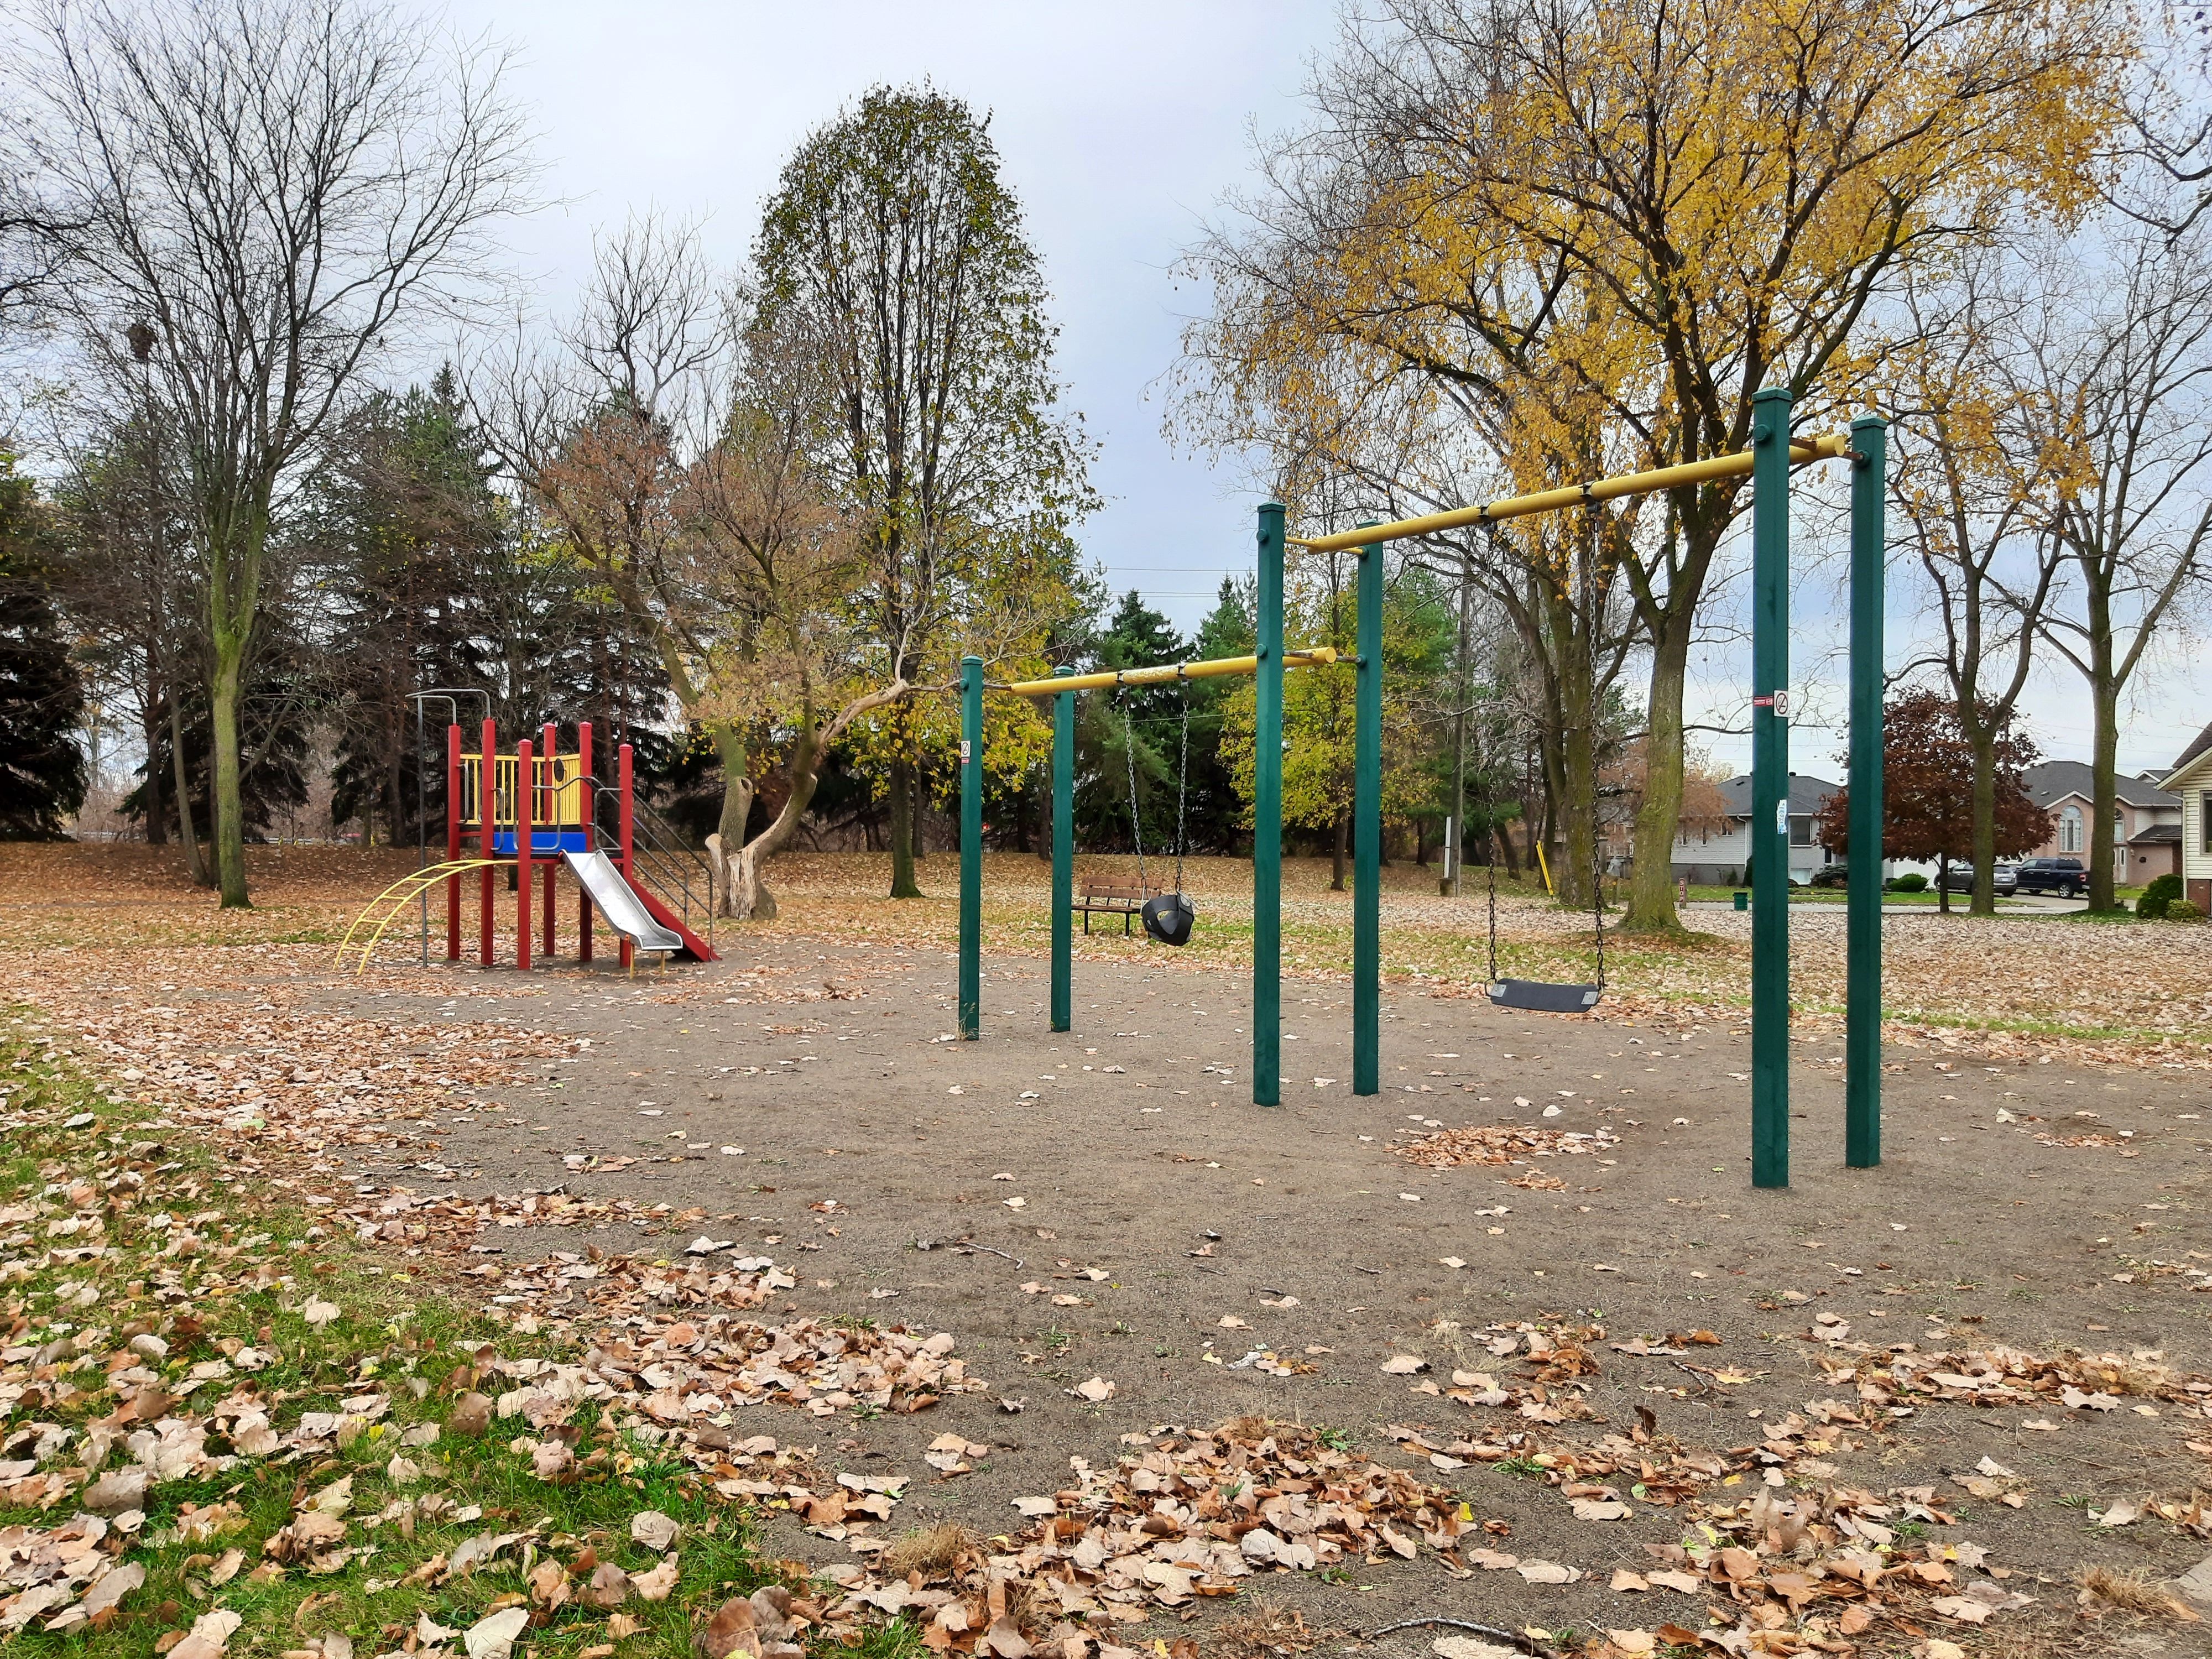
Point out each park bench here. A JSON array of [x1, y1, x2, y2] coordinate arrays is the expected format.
[[1073, 879, 1161, 935]]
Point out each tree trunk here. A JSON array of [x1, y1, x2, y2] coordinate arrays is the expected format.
[[732, 684, 909, 919], [1535, 726, 1572, 905], [167, 690, 210, 885], [1968, 724, 1998, 917], [141, 656, 168, 845], [888, 752, 920, 897], [1499, 816, 1521, 879], [712, 722, 754, 917], [911, 764, 927, 862], [1548, 559, 1598, 915], [731, 734, 826, 923], [2085, 574, 2121, 912], [208, 623, 249, 906], [1624, 611, 1692, 932], [1937, 853, 1952, 915], [2089, 673, 2121, 910], [1331, 805, 1349, 891], [1558, 697, 1597, 912]]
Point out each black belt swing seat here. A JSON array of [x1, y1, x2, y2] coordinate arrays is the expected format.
[[1481, 818, 1605, 1013]]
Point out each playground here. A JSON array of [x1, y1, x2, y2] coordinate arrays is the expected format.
[[4, 839, 2212, 1659], [6, 439, 2212, 1659]]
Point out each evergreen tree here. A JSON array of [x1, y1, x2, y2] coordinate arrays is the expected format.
[[48, 413, 207, 871], [1183, 577, 1255, 853], [324, 373, 500, 846], [1074, 591, 1185, 855], [121, 618, 314, 843], [0, 456, 87, 839]]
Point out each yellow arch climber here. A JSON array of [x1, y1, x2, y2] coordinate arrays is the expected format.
[[335, 859, 512, 972]]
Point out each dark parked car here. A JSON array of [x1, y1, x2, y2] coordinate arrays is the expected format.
[[1937, 862, 2018, 895], [2012, 857, 2087, 898]]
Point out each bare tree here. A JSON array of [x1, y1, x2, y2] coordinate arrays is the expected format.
[[1180, 0, 2120, 935], [1890, 253, 2069, 915], [2110, 5, 2212, 234], [12, 0, 533, 905], [48, 404, 211, 880], [472, 213, 753, 848], [2026, 214, 2212, 909]]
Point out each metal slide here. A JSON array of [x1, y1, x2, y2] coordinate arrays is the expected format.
[[561, 849, 684, 957]]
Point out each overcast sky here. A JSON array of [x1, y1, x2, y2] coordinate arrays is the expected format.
[[436, 0, 2209, 780]]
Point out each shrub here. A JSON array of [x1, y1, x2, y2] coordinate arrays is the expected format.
[[2137, 873, 2184, 920], [1888, 872, 1929, 893], [2167, 900, 2204, 923], [1811, 866, 1849, 888]]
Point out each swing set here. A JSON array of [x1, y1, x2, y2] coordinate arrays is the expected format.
[[956, 390, 1887, 1189]]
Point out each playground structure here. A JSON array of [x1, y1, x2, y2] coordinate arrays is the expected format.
[[957, 389, 1886, 1190], [336, 718, 718, 972]]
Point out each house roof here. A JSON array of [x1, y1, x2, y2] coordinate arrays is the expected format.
[[2021, 759, 2177, 811], [2132, 822, 2182, 845], [1715, 774, 1840, 818], [2166, 719, 2212, 785]]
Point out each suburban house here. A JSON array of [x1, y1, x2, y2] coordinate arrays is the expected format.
[[1671, 774, 1840, 885], [2158, 721, 2212, 915], [2019, 760, 2183, 884]]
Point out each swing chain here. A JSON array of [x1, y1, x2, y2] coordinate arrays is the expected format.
[[1173, 675, 1190, 895], [1485, 815, 1500, 986], [1594, 834, 1607, 990], [1119, 687, 1148, 894]]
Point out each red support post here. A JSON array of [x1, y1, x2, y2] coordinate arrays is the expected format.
[[577, 722, 594, 964], [445, 724, 461, 962], [540, 722, 558, 961], [479, 717, 497, 966], [618, 742, 634, 973], [517, 739, 534, 972]]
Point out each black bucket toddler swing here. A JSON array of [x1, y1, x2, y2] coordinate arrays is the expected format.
[[1118, 674, 1195, 947]]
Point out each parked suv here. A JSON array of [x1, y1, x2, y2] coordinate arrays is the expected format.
[[2012, 857, 2086, 898], [1937, 862, 2018, 895]]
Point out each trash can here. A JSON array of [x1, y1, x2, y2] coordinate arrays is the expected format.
[[1733, 890, 1749, 911]]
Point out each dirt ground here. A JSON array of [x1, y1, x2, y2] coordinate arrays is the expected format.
[[321, 940, 2212, 1653], [7, 844, 2212, 1657]]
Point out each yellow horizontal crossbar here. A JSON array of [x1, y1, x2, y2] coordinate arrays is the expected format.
[[1288, 435, 1852, 553], [1003, 646, 1339, 698]]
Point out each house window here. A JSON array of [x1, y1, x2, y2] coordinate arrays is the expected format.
[[2059, 805, 2083, 853], [1789, 816, 1813, 846], [2203, 791, 2211, 854]]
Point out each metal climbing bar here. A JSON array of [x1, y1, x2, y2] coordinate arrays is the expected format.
[[337, 858, 513, 971], [1000, 646, 1337, 698], [1286, 435, 1851, 553]]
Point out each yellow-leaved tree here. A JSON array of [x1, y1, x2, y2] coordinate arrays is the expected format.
[[1182, 0, 2124, 931]]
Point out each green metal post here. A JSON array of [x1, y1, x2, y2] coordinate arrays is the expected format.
[[1051, 665, 1074, 1033], [1353, 528, 1383, 1096], [1846, 416, 1887, 1167], [959, 655, 983, 1040], [1253, 503, 1285, 1108], [1751, 388, 1792, 1188]]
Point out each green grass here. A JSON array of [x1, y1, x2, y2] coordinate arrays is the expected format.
[[0, 1014, 843, 1659]]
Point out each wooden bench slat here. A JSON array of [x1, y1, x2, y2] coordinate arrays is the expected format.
[[1071, 879, 1164, 935]]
